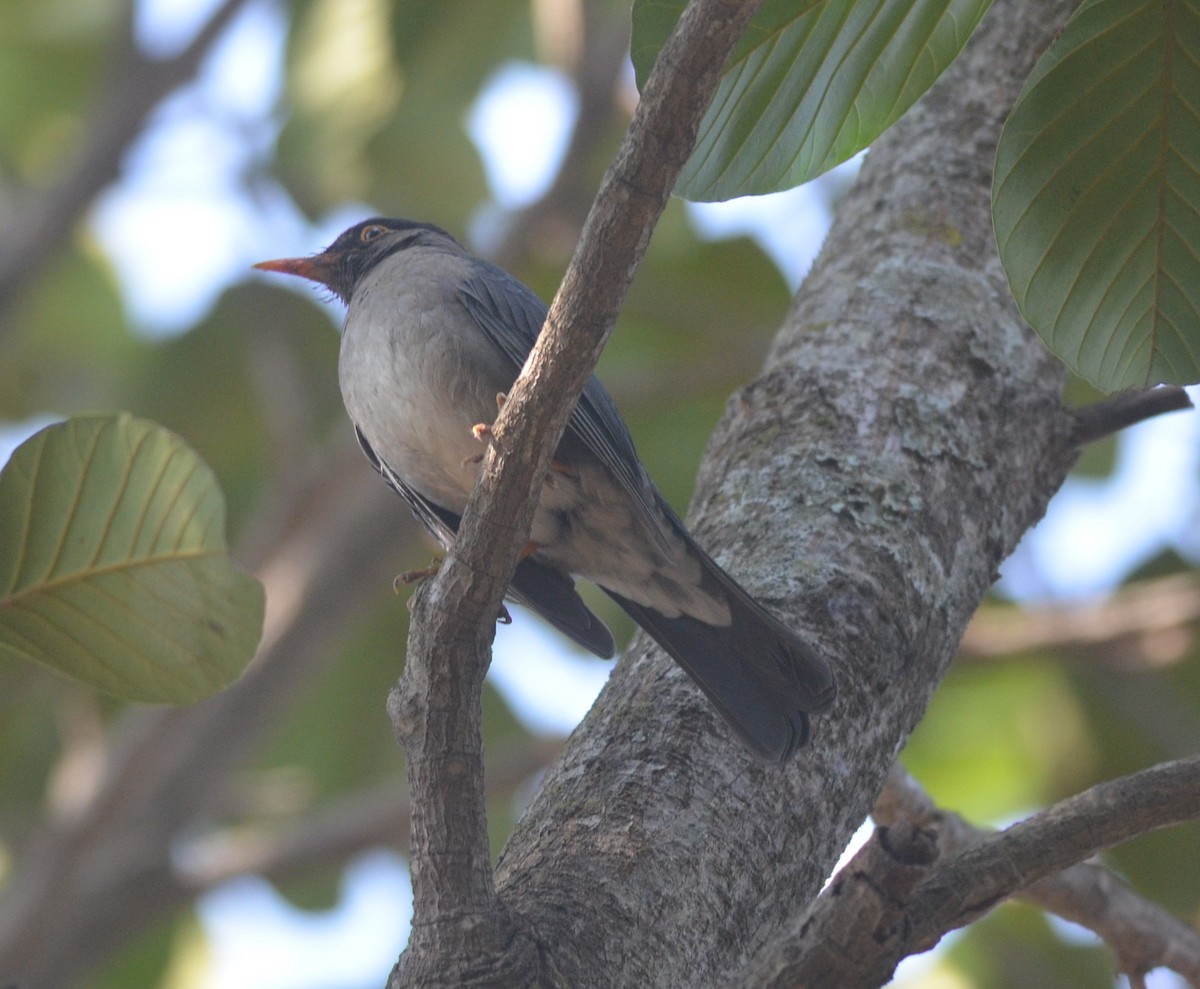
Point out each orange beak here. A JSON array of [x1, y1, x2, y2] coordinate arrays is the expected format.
[[253, 255, 335, 286]]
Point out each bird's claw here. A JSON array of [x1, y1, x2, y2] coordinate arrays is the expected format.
[[394, 558, 443, 593], [464, 395, 509, 467]]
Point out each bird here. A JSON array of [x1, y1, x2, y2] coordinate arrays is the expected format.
[[255, 217, 835, 762]]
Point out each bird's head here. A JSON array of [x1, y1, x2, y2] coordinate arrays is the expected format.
[[254, 217, 456, 303]]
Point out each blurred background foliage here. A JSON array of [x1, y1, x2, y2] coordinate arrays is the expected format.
[[0, 0, 1197, 987]]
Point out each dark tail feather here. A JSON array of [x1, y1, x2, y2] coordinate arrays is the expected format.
[[603, 555, 835, 764], [509, 558, 616, 659]]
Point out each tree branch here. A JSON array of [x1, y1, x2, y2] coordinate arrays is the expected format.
[[1071, 386, 1193, 446], [176, 739, 563, 891], [390, 1, 764, 984], [1025, 864, 1200, 986], [905, 756, 1200, 951], [876, 764, 1200, 984], [0, 4, 631, 980], [742, 759, 1200, 987]]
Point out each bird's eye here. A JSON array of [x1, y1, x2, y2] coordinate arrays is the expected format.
[[360, 224, 387, 242]]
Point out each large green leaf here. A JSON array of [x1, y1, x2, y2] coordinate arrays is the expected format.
[[631, 0, 992, 201], [0, 414, 264, 702], [993, 0, 1200, 390]]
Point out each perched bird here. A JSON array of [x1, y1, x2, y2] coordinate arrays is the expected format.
[[255, 218, 835, 762]]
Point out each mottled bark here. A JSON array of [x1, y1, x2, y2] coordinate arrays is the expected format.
[[485, 0, 1083, 985]]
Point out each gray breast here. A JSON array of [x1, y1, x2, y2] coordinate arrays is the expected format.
[[338, 247, 514, 513]]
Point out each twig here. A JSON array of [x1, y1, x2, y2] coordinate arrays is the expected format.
[[878, 765, 1200, 983], [880, 763, 1200, 985], [1026, 864, 1200, 986], [0, 4, 633, 982], [1071, 386, 1193, 446]]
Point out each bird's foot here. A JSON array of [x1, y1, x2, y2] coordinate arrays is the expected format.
[[393, 561, 513, 628], [394, 558, 442, 592], [463, 394, 510, 468]]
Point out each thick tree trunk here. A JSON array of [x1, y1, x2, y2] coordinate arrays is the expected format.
[[482, 0, 1079, 985]]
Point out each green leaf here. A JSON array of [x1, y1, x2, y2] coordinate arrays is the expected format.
[[993, 0, 1200, 391], [0, 414, 264, 703], [631, 0, 992, 201]]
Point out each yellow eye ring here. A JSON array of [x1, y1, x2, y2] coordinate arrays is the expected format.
[[360, 224, 387, 242]]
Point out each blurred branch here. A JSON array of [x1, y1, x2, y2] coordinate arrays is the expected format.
[[391, 1, 765, 983], [0, 0, 253, 330], [1026, 864, 1200, 987], [961, 573, 1200, 671], [177, 738, 563, 890], [495, 1, 632, 268], [1071, 386, 1193, 446]]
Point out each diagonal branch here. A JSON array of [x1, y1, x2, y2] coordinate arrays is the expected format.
[[904, 755, 1200, 953], [739, 760, 1200, 988], [390, 1, 764, 984], [883, 761, 1200, 984], [176, 739, 563, 891], [875, 763, 1200, 986], [1026, 864, 1200, 986], [0, 6, 631, 982]]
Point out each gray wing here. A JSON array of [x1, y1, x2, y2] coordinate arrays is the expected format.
[[458, 261, 671, 554], [354, 426, 615, 658]]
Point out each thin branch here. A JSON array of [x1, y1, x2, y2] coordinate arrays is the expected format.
[[391, 0, 765, 983], [900, 760, 1200, 982], [743, 761, 1200, 988], [1071, 386, 1193, 446], [877, 765, 1200, 983], [0, 4, 631, 981]]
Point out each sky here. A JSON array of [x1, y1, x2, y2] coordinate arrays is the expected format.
[[3, 1, 1197, 987]]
